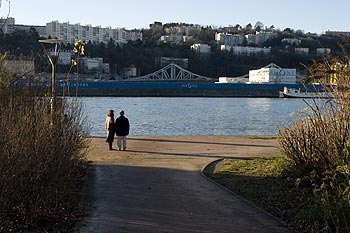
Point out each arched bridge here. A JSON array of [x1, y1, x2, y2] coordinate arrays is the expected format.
[[126, 63, 210, 81]]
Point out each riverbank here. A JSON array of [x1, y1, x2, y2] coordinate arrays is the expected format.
[[78, 136, 292, 232]]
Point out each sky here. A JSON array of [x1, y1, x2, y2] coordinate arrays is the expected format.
[[1, 0, 350, 34]]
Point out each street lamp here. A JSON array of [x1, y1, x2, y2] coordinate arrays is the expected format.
[[38, 39, 65, 113]]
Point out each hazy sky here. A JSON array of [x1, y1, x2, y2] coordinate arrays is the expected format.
[[1, 0, 350, 33]]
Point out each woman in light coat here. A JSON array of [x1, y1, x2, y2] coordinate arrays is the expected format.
[[105, 110, 115, 150]]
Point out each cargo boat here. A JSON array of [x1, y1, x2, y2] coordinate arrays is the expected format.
[[15, 81, 324, 98], [279, 87, 330, 98]]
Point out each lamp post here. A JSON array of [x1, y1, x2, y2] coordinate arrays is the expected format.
[[38, 39, 65, 113]]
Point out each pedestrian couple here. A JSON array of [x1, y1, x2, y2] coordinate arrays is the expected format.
[[105, 110, 130, 151]]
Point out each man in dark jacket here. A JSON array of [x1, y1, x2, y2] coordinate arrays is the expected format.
[[115, 110, 130, 151]]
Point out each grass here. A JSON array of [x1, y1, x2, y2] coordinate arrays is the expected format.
[[205, 158, 324, 233]]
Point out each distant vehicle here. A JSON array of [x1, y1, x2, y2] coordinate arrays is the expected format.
[[279, 87, 331, 98]]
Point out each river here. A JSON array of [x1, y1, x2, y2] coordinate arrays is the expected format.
[[77, 97, 309, 137]]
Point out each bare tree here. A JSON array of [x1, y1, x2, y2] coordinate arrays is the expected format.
[[0, 0, 11, 32]]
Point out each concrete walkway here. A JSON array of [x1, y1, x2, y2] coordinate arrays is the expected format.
[[78, 136, 292, 233]]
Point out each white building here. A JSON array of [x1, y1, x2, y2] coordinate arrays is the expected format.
[[215, 33, 245, 46], [46, 20, 142, 45], [295, 47, 309, 54], [160, 35, 192, 43], [249, 63, 296, 84], [126, 30, 143, 41], [80, 57, 109, 73], [282, 38, 301, 45], [245, 31, 276, 45], [316, 48, 331, 55], [221, 45, 270, 56], [49, 49, 72, 65], [191, 44, 211, 53]]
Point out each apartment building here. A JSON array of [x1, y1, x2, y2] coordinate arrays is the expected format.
[[245, 31, 276, 45], [46, 21, 142, 45], [316, 48, 331, 55], [282, 38, 302, 46], [295, 47, 309, 54], [215, 33, 245, 46], [4, 56, 35, 77], [49, 49, 72, 66], [220, 45, 271, 56], [160, 35, 192, 44], [191, 44, 211, 54], [80, 57, 110, 73], [164, 25, 201, 36]]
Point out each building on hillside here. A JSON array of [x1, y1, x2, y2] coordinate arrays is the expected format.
[[295, 47, 309, 54], [281, 38, 301, 46], [185, 25, 202, 36], [46, 20, 142, 45], [164, 26, 185, 35], [123, 64, 137, 78], [245, 31, 277, 45], [248, 63, 296, 84], [149, 21, 162, 31], [220, 45, 270, 56], [4, 56, 35, 77], [126, 30, 143, 41], [163, 25, 201, 36], [191, 44, 211, 54], [324, 31, 350, 37], [316, 48, 331, 55], [80, 57, 109, 74], [0, 17, 15, 34], [160, 34, 192, 44], [215, 33, 244, 46], [49, 49, 72, 66], [155, 57, 189, 69]]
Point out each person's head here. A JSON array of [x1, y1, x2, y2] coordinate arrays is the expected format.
[[120, 110, 124, 116], [107, 110, 114, 116]]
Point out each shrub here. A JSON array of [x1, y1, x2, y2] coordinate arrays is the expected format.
[[0, 56, 90, 232], [278, 53, 350, 232]]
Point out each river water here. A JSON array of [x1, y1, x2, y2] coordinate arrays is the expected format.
[[78, 97, 310, 137]]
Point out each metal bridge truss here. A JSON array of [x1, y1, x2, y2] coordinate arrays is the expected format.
[[127, 63, 210, 81]]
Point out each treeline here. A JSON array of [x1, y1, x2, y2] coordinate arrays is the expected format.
[[0, 26, 349, 78]]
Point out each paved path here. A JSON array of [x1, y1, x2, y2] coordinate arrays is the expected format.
[[78, 136, 292, 233]]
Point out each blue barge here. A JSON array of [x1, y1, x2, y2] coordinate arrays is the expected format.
[[18, 81, 324, 97]]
